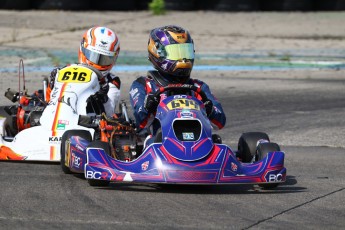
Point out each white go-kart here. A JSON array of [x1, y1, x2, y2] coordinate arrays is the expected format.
[[0, 64, 104, 161]]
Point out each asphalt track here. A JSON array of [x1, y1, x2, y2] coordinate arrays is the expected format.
[[0, 70, 344, 230]]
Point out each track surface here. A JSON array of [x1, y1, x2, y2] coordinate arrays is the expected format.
[[1, 71, 344, 229]]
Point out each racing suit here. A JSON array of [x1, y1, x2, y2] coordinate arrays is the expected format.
[[47, 64, 121, 117], [129, 70, 226, 134]]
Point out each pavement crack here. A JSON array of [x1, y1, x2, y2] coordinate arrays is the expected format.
[[243, 187, 345, 230]]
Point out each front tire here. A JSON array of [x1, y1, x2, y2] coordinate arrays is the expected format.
[[257, 142, 281, 189], [237, 132, 270, 163], [60, 130, 92, 174]]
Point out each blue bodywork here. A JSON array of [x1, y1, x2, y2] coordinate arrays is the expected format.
[[68, 95, 286, 185]]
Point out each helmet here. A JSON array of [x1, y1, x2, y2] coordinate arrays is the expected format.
[[148, 25, 195, 82], [79, 26, 120, 77]]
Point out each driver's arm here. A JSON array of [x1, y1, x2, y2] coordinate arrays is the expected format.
[[129, 77, 150, 129], [199, 82, 226, 129]]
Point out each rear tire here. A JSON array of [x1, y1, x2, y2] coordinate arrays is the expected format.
[[60, 130, 92, 174], [86, 140, 111, 187], [237, 132, 269, 162], [257, 142, 281, 189]]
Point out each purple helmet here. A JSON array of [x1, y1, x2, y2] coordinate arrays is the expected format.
[[148, 25, 195, 81]]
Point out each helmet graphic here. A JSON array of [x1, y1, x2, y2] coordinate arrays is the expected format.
[[79, 26, 120, 76], [148, 25, 195, 82]]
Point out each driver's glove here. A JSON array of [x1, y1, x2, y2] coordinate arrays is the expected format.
[[204, 100, 214, 117], [91, 83, 109, 104], [144, 94, 159, 114]]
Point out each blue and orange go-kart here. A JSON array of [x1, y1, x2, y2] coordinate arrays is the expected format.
[[63, 85, 286, 189]]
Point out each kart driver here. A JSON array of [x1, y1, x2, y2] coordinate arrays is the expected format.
[[46, 26, 121, 116], [129, 25, 226, 142]]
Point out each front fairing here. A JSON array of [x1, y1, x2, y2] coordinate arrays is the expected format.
[[155, 95, 213, 161], [85, 143, 286, 185]]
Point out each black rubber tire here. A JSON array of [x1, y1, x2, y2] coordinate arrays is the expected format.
[[256, 142, 281, 161], [165, 0, 196, 11], [260, 0, 313, 11], [0, 106, 17, 136], [215, 0, 259, 11], [60, 130, 92, 174], [257, 142, 281, 189], [87, 140, 111, 156], [86, 140, 111, 187], [237, 132, 269, 163]]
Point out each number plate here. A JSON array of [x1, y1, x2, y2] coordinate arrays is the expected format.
[[57, 66, 93, 83], [166, 99, 200, 110]]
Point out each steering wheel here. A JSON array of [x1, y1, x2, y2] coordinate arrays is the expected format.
[[152, 84, 209, 103]]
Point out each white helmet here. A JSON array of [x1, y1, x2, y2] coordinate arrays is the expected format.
[[79, 26, 120, 76]]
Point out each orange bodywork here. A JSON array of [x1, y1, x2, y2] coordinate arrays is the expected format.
[[0, 145, 26, 160]]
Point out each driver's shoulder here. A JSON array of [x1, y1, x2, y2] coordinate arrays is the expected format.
[[190, 78, 206, 87]]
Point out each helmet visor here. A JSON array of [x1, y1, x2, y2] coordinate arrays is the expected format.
[[81, 46, 115, 66], [164, 43, 194, 61]]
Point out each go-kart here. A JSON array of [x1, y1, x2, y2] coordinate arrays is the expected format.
[[67, 85, 286, 188], [0, 64, 105, 161], [60, 102, 139, 175]]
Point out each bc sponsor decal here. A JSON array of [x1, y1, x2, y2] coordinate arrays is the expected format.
[[85, 171, 108, 179], [57, 66, 93, 83], [167, 99, 200, 110], [265, 170, 285, 182], [71, 152, 82, 168]]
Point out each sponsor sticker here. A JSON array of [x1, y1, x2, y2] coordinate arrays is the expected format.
[[56, 123, 65, 130], [49, 136, 62, 143], [182, 132, 194, 140], [141, 161, 149, 171], [231, 162, 238, 172]]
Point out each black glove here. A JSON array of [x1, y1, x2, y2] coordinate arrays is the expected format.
[[89, 82, 109, 104], [144, 94, 159, 114], [99, 82, 109, 95], [204, 100, 214, 117], [90, 90, 108, 104]]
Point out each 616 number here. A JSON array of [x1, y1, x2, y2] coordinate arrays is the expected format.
[[61, 71, 87, 81]]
